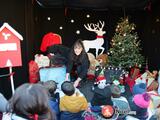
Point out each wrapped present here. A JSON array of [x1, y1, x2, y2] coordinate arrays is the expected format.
[[28, 60, 39, 83], [148, 91, 160, 109], [135, 72, 148, 84], [34, 54, 50, 68], [39, 66, 67, 88], [135, 70, 158, 91], [147, 81, 158, 92], [146, 70, 158, 87]]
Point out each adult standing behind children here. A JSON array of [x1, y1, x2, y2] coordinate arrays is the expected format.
[[65, 39, 90, 87]]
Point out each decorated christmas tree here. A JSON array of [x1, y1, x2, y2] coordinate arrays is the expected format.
[[108, 17, 144, 69]]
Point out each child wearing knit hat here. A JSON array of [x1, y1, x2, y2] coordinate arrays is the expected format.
[[128, 93, 151, 120], [111, 84, 130, 119], [132, 83, 147, 95]]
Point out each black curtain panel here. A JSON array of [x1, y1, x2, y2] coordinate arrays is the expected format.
[[142, 0, 160, 70], [36, 0, 64, 8], [36, 0, 158, 10], [0, 0, 31, 99]]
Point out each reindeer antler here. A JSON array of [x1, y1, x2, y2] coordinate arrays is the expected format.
[[95, 21, 105, 31], [84, 23, 98, 32], [84, 21, 105, 32]]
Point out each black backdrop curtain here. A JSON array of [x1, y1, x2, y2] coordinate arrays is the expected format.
[[36, 0, 157, 10], [0, 0, 160, 99]]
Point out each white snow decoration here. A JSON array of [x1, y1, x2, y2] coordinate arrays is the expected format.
[[47, 17, 51, 21], [76, 30, 80, 34], [71, 19, 74, 23], [86, 14, 90, 18], [59, 26, 63, 30]]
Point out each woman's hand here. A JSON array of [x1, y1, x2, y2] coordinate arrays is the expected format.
[[65, 73, 69, 81], [74, 77, 81, 87], [74, 80, 80, 88]]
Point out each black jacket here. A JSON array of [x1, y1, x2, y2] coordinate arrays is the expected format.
[[66, 53, 89, 79], [47, 44, 89, 79], [47, 44, 70, 59], [91, 86, 113, 106]]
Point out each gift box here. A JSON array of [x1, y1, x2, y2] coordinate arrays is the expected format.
[[148, 91, 160, 109], [39, 66, 67, 88]]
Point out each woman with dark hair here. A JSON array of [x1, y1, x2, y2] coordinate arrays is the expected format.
[[2, 83, 56, 120], [65, 39, 90, 87]]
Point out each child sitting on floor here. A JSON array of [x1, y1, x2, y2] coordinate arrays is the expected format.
[[89, 76, 113, 115], [111, 84, 130, 119], [43, 80, 60, 118], [59, 81, 88, 120], [91, 76, 113, 106], [127, 93, 151, 120]]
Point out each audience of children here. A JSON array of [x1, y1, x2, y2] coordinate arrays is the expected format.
[[2, 83, 56, 120], [0, 79, 159, 120]]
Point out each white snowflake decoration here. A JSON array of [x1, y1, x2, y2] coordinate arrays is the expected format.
[[59, 26, 63, 30], [86, 14, 90, 18], [76, 30, 80, 34], [47, 17, 51, 21], [71, 19, 74, 23]]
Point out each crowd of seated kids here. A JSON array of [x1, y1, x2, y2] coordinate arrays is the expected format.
[[0, 78, 159, 120]]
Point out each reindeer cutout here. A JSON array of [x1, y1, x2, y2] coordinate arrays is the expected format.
[[83, 21, 106, 57]]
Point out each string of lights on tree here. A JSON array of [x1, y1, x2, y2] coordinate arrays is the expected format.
[[107, 17, 144, 69]]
